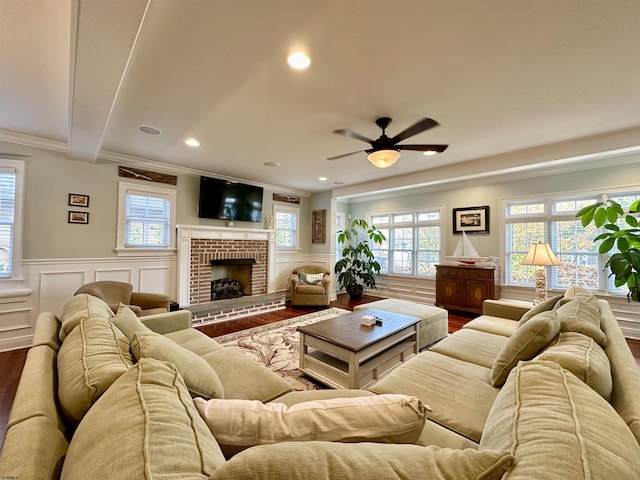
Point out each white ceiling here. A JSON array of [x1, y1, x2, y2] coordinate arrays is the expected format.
[[1, 0, 639, 195]]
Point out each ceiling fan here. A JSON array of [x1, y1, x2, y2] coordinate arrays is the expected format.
[[328, 117, 448, 168]]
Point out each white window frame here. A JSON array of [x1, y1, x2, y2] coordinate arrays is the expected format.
[[0, 159, 25, 284], [368, 206, 443, 278], [502, 188, 640, 297], [273, 204, 299, 251], [116, 182, 177, 256]]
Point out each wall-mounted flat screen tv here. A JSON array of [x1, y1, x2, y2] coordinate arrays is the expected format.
[[198, 176, 263, 222]]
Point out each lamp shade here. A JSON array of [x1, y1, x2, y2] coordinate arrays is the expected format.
[[367, 149, 400, 168], [521, 242, 561, 266]]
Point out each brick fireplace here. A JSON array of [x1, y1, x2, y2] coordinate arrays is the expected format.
[[176, 225, 282, 324]]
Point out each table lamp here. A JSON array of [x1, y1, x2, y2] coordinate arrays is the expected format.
[[521, 242, 561, 305]]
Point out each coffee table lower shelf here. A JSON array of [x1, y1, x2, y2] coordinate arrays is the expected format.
[[299, 328, 417, 390]]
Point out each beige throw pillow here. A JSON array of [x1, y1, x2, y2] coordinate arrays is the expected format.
[[208, 442, 513, 480], [60, 358, 225, 480], [517, 295, 563, 327], [131, 330, 224, 399], [481, 360, 640, 479], [57, 318, 133, 423], [110, 303, 152, 340], [536, 332, 612, 400], [194, 394, 429, 457], [554, 297, 607, 347], [490, 310, 560, 387]]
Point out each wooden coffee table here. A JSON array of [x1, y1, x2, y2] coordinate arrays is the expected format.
[[297, 308, 420, 389]]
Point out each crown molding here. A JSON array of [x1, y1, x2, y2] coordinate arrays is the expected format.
[[0, 129, 311, 198]]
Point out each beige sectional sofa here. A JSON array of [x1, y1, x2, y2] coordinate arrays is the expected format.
[[1, 287, 640, 479]]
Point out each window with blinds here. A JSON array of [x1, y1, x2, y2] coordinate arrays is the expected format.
[[125, 192, 171, 247], [0, 169, 16, 277], [503, 190, 640, 297], [369, 208, 442, 277], [116, 182, 176, 254], [274, 206, 299, 249]]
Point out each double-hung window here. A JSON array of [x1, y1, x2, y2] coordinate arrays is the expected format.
[[116, 182, 177, 255], [274, 205, 299, 250], [369, 208, 442, 277], [503, 190, 640, 296], [0, 160, 23, 279]]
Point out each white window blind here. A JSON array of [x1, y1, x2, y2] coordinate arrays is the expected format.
[[0, 169, 16, 276], [275, 208, 298, 249], [125, 191, 171, 247]]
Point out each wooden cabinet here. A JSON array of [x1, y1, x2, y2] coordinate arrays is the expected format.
[[435, 264, 500, 314]]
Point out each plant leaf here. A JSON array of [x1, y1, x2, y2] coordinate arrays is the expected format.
[[594, 207, 607, 228], [599, 237, 615, 253], [606, 206, 619, 223]]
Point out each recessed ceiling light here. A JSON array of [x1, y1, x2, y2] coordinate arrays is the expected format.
[[287, 51, 311, 69], [423, 150, 438, 156], [185, 138, 200, 147], [264, 161, 280, 167], [318, 176, 328, 181], [138, 125, 161, 135]]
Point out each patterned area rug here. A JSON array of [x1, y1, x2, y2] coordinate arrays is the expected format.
[[214, 308, 350, 391]]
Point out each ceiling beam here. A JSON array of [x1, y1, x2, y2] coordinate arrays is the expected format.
[[67, 0, 150, 162]]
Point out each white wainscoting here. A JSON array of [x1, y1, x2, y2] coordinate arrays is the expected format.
[[0, 256, 176, 352]]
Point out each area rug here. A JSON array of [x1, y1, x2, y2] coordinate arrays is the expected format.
[[214, 308, 350, 391]]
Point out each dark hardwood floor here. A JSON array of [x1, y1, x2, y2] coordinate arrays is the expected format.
[[1, 293, 639, 449]]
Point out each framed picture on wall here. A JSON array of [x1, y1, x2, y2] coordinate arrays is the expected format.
[[312, 209, 326, 243], [68, 193, 89, 207], [68, 211, 89, 224], [453, 205, 489, 234]]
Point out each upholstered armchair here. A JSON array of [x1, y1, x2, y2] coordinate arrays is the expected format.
[[74, 281, 171, 316], [290, 265, 331, 307]]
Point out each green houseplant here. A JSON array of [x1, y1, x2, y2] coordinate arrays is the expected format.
[[335, 219, 386, 300], [575, 198, 640, 302]]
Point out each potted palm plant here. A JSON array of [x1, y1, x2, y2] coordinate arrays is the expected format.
[[334, 219, 386, 300], [575, 198, 640, 302]]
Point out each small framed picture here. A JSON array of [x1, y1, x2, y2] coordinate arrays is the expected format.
[[68, 211, 89, 224], [453, 205, 490, 234], [68, 193, 89, 208]]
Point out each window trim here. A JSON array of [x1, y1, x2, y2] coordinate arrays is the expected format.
[[501, 187, 640, 297], [273, 204, 300, 251], [368, 206, 443, 278], [115, 181, 177, 257], [0, 159, 24, 283]]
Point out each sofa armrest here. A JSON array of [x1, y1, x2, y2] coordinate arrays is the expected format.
[[130, 292, 171, 310], [290, 273, 300, 287], [140, 310, 192, 334], [482, 300, 531, 321]]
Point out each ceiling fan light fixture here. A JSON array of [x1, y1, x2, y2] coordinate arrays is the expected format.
[[367, 149, 400, 168], [423, 150, 438, 156]]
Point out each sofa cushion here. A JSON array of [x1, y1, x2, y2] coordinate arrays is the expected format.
[[517, 295, 563, 326], [59, 294, 113, 341], [201, 348, 292, 402], [536, 332, 612, 401], [554, 296, 607, 347], [110, 303, 152, 340], [369, 350, 499, 443], [131, 330, 224, 399], [208, 442, 513, 480], [57, 318, 133, 423], [165, 327, 225, 356], [480, 360, 640, 480], [430, 328, 509, 368], [60, 358, 225, 480], [490, 310, 560, 387], [194, 394, 428, 457]]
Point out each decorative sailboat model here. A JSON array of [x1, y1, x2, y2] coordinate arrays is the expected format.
[[445, 231, 491, 265]]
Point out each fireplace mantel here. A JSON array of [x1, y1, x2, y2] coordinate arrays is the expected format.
[[176, 225, 276, 306]]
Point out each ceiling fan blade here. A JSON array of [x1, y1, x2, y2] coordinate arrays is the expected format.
[[333, 129, 374, 144], [327, 150, 366, 161], [397, 144, 448, 153], [390, 118, 439, 144]]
